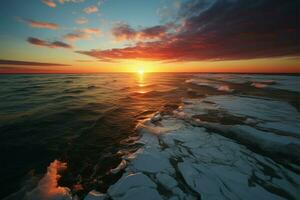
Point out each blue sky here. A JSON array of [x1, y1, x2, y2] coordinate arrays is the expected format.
[[0, 0, 166, 50]]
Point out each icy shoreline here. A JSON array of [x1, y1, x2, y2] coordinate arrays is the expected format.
[[24, 93, 299, 200]]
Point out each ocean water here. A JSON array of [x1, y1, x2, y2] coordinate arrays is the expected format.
[[0, 73, 299, 200]]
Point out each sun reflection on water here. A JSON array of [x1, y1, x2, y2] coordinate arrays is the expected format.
[[137, 70, 146, 94]]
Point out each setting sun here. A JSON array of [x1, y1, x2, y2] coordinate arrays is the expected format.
[[137, 68, 145, 75]]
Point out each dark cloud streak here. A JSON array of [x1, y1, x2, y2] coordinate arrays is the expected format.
[[27, 37, 73, 49], [0, 59, 70, 66]]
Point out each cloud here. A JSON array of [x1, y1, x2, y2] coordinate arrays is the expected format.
[[112, 23, 170, 41], [76, 17, 88, 24], [84, 5, 98, 14], [19, 18, 59, 30], [64, 32, 89, 41], [78, 0, 300, 62], [0, 59, 70, 66], [27, 37, 72, 49], [0, 67, 66, 73], [58, 0, 85, 3], [63, 28, 101, 41], [42, 0, 56, 7], [43, 0, 84, 8], [76, 60, 94, 62], [83, 28, 101, 34]]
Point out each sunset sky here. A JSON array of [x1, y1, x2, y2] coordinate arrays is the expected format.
[[0, 0, 299, 73]]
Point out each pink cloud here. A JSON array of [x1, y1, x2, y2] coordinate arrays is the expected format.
[[63, 28, 101, 41], [19, 18, 59, 30], [75, 17, 88, 24], [58, 0, 85, 3], [83, 28, 101, 34], [84, 5, 98, 14], [42, 0, 56, 7]]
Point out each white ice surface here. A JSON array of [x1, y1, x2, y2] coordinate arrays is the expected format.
[[98, 92, 299, 199], [96, 114, 300, 199], [204, 95, 300, 138], [108, 173, 156, 198]]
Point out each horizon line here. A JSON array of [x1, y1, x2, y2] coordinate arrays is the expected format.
[[0, 72, 300, 75]]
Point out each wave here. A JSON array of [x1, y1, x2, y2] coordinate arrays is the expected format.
[[185, 78, 234, 92], [63, 88, 84, 94], [87, 85, 97, 90], [130, 89, 177, 98]]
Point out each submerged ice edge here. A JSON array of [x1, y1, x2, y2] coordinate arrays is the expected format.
[[189, 74, 300, 93], [16, 94, 300, 200]]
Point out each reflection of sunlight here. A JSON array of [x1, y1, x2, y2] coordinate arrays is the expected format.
[[137, 68, 146, 93], [137, 91, 147, 94], [137, 69, 144, 84]]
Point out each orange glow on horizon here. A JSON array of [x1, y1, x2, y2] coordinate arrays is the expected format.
[[0, 57, 299, 74]]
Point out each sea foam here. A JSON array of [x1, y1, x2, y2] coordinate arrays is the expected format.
[[24, 160, 72, 200]]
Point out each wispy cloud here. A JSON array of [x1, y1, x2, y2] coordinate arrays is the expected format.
[[83, 28, 101, 34], [43, 0, 84, 8], [42, 0, 56, 7], [63, 28, 101, 41], [18, 18, 59, 30], [0, 59, 70, 66], [79, 0, 300, 62], [58, 0, 85, 4], [84, 5, 98, 14], [27, 37, 72, 49], [75, 17, 88, 24], [157, 0, 181, 23]]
